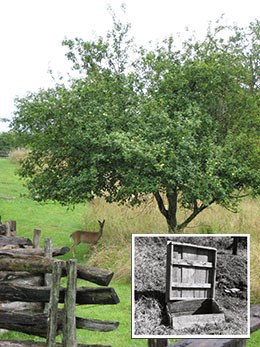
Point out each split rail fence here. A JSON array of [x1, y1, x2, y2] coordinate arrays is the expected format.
[[0, 220, 120, 347]]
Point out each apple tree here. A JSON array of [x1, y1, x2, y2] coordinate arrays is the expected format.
[[12, 18, 260, 232]]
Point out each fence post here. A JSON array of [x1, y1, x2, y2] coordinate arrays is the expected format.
[[148, 339, 168, 347], [46, 260, 62, 347], [5, 221, 11, 237], [33, 228, 41, 248], [63, 259, 77, 347], [5, 220, 16, 236], [44, 238, 53, 313]]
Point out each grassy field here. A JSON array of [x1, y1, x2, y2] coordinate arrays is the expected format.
[[0, 157, 259, 346]]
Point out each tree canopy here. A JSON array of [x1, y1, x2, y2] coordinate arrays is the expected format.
[[12, 16, 260, 232]]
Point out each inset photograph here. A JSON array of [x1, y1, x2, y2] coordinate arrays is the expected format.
[[132, 234, 249, 339]]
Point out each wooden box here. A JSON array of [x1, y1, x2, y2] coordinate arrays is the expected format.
[[166, 241, 225, 329]]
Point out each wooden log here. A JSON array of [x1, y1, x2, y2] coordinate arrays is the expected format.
[[0, 272, 43, 285], [0, 271, 43, 312], [0, 236, 32, 247], [0, 283, 119, 305], [0, 341, 111, 347], [250, 304, 260, 333], [148, 339, 168, 347], [0, 312, 48, 337], [62, 259, 77, 347], [0, 246, 70, 257], [0, 311, 119, 337], [0, 253, 113, 286], [75, 286, 120, 305], [76, 317, 119, 332], [77, 264, 113, 285], [0, 340, 111, 347], [47, 260, 62, 347]]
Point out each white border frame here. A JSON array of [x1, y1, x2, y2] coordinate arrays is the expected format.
[[131, 233, 250, 339]]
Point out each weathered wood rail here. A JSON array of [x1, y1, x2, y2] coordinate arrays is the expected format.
[[0, 220, 120, 347], [0, 252, 114, 285], [148, 304, 260, 347], [0, 283, 119, 305]]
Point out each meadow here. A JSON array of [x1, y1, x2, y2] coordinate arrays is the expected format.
[[0, 157, 259, 346]]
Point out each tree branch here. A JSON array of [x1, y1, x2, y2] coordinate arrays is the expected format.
[[153, 191, 168, 218], [177, 199, 215, 231]]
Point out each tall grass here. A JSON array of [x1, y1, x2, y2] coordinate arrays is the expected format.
[[83, 196, 260, 301]]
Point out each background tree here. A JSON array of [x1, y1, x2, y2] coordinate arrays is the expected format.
[[0, 131, 17, 157], [12, 17, 260, 232]]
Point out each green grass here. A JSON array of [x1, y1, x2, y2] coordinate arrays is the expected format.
[[0, 158, 260, 346], [0, 158, 146, 346], [0, 158, 86, 250]]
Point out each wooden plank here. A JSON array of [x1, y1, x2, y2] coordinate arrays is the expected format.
[[212, 248, 217, 299], [170, 312, 225, 329], [165, 243, 172, 302], [171, 283, 211, 289], [170, 242, 217, 251], [167, 299, 206, 314], [172, 260, 213, 268]]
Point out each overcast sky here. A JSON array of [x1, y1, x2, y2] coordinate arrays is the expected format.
[[0, 0, 259, 132]]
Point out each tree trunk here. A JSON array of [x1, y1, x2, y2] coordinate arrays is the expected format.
[[154, 190, 179, 233], [154, 190, 215, 233]]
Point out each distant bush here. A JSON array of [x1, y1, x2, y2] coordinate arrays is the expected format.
[[8, 148, 29, 164], [0, 132, 13, 157]]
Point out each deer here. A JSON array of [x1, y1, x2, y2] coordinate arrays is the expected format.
[[70, 219, 105, 257]]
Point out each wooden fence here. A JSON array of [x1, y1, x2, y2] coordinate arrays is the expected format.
[[0, 220, 120, 347]]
